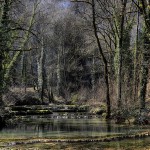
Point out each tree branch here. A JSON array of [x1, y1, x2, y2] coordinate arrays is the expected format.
[[71, 0, 92, 5]]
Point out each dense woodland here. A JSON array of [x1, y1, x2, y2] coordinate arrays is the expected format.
[[0, 0, 150, 123]]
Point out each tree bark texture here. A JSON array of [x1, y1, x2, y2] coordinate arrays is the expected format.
[[0, 0, 10, 105], [37, 37, 45, 103], [114, 0, 127, 109], [139, 0, 150, 110]]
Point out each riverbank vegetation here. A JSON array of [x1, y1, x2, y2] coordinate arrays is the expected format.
[[0, 0, 150, 126]]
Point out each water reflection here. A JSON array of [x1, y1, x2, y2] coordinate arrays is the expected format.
[[0, 113, 149, 138], [106, 120, 111, 133]]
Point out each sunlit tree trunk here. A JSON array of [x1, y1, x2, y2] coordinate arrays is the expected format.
[[114, 0, 127, 110], [37, 37, 45, 103], [56, 48, 61, 96]]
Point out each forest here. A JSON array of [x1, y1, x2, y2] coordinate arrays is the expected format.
[[0, 0, 150, 149]]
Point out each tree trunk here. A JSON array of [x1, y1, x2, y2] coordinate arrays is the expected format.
[[0, 54, 4, 105], [0, 0, 10, 105], [21, 52, 27, 93], [92, 0, 111, 119], [46, 70, 54, 103], [91, 54, 96, 98], [140, 64, 148, 110], [116, 42, 122, 109], [140, 30, 149, 111], [114, 0, 127, 110], [37, 37, 45, 103], [139, 0, 150, 111], [133, 9, 140, 102], [56, 49, 61, 96]]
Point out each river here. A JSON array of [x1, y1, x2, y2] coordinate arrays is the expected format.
[[0, 112, 149, 149]]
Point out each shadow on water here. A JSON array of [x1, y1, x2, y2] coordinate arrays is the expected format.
[[0, 118, 6, 131], [0, 125, 4, 131], [106, 120, 111, 133]]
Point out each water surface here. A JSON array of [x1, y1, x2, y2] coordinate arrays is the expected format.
[[0, 113, 149, 139]]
